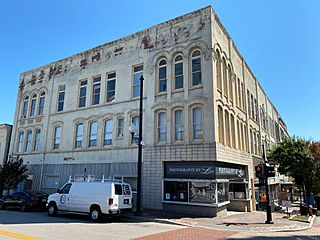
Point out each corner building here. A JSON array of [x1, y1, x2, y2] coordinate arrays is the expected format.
[[10, 6, 288, 216]]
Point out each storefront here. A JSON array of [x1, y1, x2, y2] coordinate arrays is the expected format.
[[162, 161, 250, 217]]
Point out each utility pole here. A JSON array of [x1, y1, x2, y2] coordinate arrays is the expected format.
[[262, 144, 273, 224]]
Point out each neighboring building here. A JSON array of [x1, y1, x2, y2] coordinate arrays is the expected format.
[[0, 124, 12, 165], [9, 6, 288, 216]]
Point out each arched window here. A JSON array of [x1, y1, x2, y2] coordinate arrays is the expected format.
[[53, 126, 61, 150], [241, 122, 244, 151], [33, 128, 41, 151], [158, 59, 167, 93], [216, 50, 222, 91], [104, 119, 113, 145], [75, 123, 84, 148], [89, 122, 98, 147], [38, 92, 45, 115], [237, 120, 241, 150], [25, 130, 32, 152], [191, 50, 202, 86], [224, 110, 230, 146], [22, 96, 29, 118], [17, 131, 24, 153], [228, 64, 233, 102], [222, 58, 228, 97], [174, 109, 184, 141], [192, 107, 203, 140], [230, 114, 236, 148], [30, 94, 37, 117], [174, 55, 183, 89], [250, 128, 253, 154], [218, 106, 224, 144], [157, 111, 167, 142]]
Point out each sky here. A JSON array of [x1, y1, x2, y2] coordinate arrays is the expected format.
[[0, 0, 319, 140]]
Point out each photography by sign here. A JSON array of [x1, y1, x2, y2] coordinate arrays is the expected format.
[[164, 161, 246, 179]]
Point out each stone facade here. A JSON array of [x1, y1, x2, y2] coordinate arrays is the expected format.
[[9, 6, 288, 215], [0, 124, 12, 165]]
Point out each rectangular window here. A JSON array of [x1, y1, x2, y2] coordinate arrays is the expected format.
[[191, 50, 202, 86], [43, 175, 59, 188], [78, 80, 87, 108], [58, 85, 65, 112], [104, 120, 113, 145], [192, 107, 203, 140], [22, 97, 29, 118], [92, 76, 101, 105], [133, 65, 143, 97], [38, 92, 45, 115], [247, 90, 250, 117], [89, 122, 98, 147], [251, 95, 254, 119], [106, 72, 116, 102], [75, 124, 84, 148], [217, 182, 229, 203], [33, 129, 41, 151], [163, 181, 188, 202], [254, 99, 258, 122], [174, 56, 183, 89], [117, 118, 124, 137], [174, 110, 184, 141], [30, 96, 37, 117], [131, 116, 140, 143], [25, 130, 32, 152], [158, 60, 167, 92], [17, 131, 24, 153], [157, 112, 166, 142], [53, 127, 61, 150]]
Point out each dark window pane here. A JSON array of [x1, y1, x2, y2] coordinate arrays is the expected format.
[[80, 87, 86, 97], [80, 80, 87, 86], [58, 102, 64, 112], [107, 80, 115, 91], [175, 63, 183, 76], [159, 59, 166, 66], [58, 92, 65, 101], [175, 55, 182, 62], [163, 181, 188, 202], [133, 86, 140, 97], [192, 72, 202, 86], [93, 77, 101, 83], [134, 72, 143, 85], [159, 80, 167, 92], [134, 65, 143, 72], [79, 98, 86, 107], [107, 72, 116, 79], [114, 184, 122, 195], [159, 67, 166, 79], [175, 76, 183, 89], [192, 58, 201, 72]]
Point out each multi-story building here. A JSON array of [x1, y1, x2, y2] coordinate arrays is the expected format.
[[0, 124, 12, 165], [9, 6, 288, 216]]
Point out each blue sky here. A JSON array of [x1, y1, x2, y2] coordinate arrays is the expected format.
[[0, 0, 319, 140]]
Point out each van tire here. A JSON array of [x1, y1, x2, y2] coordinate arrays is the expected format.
[[48, 202, 58, 216], [90, 206, 102, 222]]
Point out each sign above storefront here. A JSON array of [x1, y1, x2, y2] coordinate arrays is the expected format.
[[164, 161, 246, 180]]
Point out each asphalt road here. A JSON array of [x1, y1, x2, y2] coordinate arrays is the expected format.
[[0, 210, 184, 240]]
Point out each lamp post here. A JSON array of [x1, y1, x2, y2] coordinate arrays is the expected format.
[[129, 75, 144, 216], [262, 143, 273, 224]]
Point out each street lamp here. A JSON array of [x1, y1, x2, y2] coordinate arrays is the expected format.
[[129, 75, 144, 216]]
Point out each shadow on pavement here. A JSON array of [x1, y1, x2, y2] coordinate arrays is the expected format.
[[229, 236, 320, 240]]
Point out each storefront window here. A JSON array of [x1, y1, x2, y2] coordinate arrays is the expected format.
[[189, 181, 216, 204], [217, 182, 229, 203], [163, 181, 188, 202], [229, 183, 247, 199]]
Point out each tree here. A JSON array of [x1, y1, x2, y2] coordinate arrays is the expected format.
[[267, 137, 319, 199], [0, 155, 28, 197]]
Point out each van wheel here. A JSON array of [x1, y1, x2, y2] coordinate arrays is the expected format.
[[48, 203, 58, 216], [90, 206, 102, 222]]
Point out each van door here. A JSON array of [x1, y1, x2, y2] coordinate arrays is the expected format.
[[115, 184, 132, 209], [57, 183, 72, 211]]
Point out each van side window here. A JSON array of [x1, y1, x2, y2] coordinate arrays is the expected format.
[[114, 184, 122, 195], [60, 184, 72, 194]]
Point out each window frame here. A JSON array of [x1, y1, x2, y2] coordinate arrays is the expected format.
[[57, 85, 65, 112], [191, 106, 203, 141], [88, 121, 98, 147], [91, 76, 101, 105], [158, 59, 167, 93], [22, 96, 29, 118], [53, 126, 61, 150], [173, 108, 184, 142], [38, 91, 45, 115], [33, 128, 41, 151], [17, 131, 24, 153], [106, 71, 116, 103], [78, 79, 87, 108], [30, 94, 37, 117], [156, 110, 167, 143], [132, 64, 143, 98], [74, 123, 84, 149], [103, 119, 113, 146], [25, 129, 32, 152], [190, 49, 202, 87], [174, 54, 184, 90]]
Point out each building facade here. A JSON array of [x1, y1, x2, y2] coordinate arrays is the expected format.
[[9, 6, 288, 216], [0, 124, 12, 165]]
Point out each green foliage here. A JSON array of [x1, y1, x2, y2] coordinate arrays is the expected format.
[[0, 155, 28, 197], [268, 137, 319, 193]]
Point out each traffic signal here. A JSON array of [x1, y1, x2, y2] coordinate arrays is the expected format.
[[265, 164, 275, 177], [255, 164, 264, 178]]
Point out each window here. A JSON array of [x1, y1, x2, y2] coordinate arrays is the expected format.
[[92, 76, 101, 105], [191, 50, 202, 86], [78, 80, 87, 108], [174, 55, 183, 89], [241, 82, 245, 110], [106, 72, 116, 102], [174, 109, 184, 141], [241, 123, 245, 151], [53, 126, 61, 150], [157, 111, 166, 142], [254, 99, 258, 122], [247, 90, 250, 117], [230, 114, 236, 148], [133, 65, 143, 97], [17, 131, 24, 153], [228, 65, 233, 102], [22, 96, 29, 118], [89, 122, 98, 147], [57, 85, 65, 112], [216, 50, 222, 91], [237, 120, 241, 150], [222, 58, 228, 97], [158, 59, 167, 92], [103, 119, 113, 145], [38, 92, 45, 115], [237, 79, 241, 108], [117, 118, 124, 137], [244, 124, 249, 153], [251, 95, 254, 118], [30, 94, 37, 117], [43, 175, 59, 188], [60, 183, 71, 194], [163, 181, 188, 202], [33, 129, 41, 151], [217, 182, 229, 203], [75, 124, 84, 148], [25, 130, 32, 152], [218, 106, 224, 144], [225, 110, 230, 146], [192, 107, 203, 140], [131, 116, 140, 143], [250, 128, 253, 154]]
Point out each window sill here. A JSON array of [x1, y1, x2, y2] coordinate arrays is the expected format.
[[172, 89, 184, 94], [189, 85, 203, 91], [156, 92, 167, 97]]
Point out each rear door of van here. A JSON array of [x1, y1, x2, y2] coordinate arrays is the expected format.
[[114, 183, 132, 210]]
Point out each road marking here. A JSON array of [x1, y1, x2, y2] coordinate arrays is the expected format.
[[0, 230, 42, 240]]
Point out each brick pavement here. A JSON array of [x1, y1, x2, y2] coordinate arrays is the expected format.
[[132, 227, 238, 240]]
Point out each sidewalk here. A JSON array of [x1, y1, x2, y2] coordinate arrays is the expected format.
[[126, 209, 315, 233]]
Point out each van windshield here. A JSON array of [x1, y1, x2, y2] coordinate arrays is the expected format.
[[114, 184, 122, 195]]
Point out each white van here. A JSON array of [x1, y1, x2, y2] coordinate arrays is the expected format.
[[46, 179, 132, 221]]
